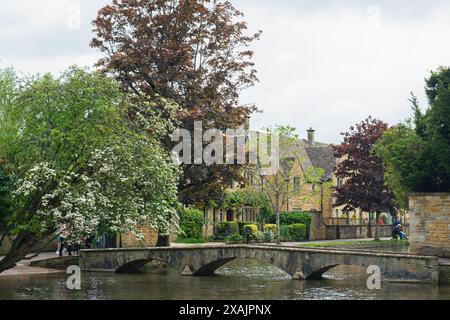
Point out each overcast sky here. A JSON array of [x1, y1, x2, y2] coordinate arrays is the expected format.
[[2, 0, 450, 143]]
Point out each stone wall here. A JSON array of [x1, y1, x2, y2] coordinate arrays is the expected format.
[[120, 226, 159, 248], [409, 193, 450, 258], [325, 224, 408, 240], [120, 222, 178, 248], [310, 211, 326, 240]]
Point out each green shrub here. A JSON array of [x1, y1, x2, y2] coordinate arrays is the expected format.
[[238, 221, 258, 235], [178, 208, 204, 239], [175, 237, 206, 244], [243, 224, 258, 236], [263, 230, 274, 242], [279, 225, 291, 241], [267, 212, 312, 239], [287, 224, 307, 241], [254, 231, 265, 241], [264, 224, 277, 234], [215, 222, 239, 240], [225, 233, 244, 243]]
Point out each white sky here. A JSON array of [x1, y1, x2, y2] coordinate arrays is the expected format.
[[1, 0, 450, 143]]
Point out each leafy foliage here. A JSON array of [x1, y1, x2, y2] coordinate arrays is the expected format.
[[249, 125, 324, 244], [0, 159, 13, 235], [175, 237, 206, 244], [266, 211, 312, 238], [264, 224, 277, 233], [376, 67, 450, 200], [91, 0, 261, 205], [0, 67, 179, 272], [287, 224, 307, 241], [214, 221, 238, 240], [237, 221, 258, 235], [225, 233, 244, 243], [178, 208, 204, 239], [243, 224, 258, 236], [333, 117, 397, 215]]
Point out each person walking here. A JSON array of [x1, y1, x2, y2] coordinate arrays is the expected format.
[[56, 224, 67, 256]]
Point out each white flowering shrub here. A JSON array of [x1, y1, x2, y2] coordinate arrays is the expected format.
[[1, 67, 179, 246]]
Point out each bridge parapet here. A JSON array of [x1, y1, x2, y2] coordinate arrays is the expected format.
[[79, 245, 439, 283]]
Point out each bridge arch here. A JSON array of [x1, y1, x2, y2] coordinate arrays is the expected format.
[[305, 265, 340, 280], [116, 258, 180, 274], [193, 258, 237, 276], [79, 245, 439, 283]]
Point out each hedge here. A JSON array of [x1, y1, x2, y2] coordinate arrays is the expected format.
[[264, 224, 277, 234], [279, 225, 290, 241], [178, 208, 204, 239], [267, 212, 312, 239], [225, 233, 244, 242], [238, 221, 258, 235], [287, 224, 307, 241], [215, 222, 239, 240]]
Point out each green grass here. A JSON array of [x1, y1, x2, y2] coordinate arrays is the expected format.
[[297, 239, 409, 248], [174, 237, 206, 244]]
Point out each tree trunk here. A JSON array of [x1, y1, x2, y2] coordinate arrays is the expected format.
[[0, 231, 40, 274], [156, 233, 171, 247], [275, 195, 281, 245], [375, 212, 380, 241]]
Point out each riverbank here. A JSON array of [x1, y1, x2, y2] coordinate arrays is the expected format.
[[0, 252, 72, 277]]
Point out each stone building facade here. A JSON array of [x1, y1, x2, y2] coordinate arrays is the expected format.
[[202, 127, 405, 241]]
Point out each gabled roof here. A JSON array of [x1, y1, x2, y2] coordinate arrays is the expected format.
[[304, 145, 337, 181], [279, 138, 337, 182]]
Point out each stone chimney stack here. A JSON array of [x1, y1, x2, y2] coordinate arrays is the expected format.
[[307, 127, 315, 145], [244, 116, 250, 131]]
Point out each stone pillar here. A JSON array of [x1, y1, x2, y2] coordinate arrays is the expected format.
[[409, 193, 450, 258], [309, 211, 326, 240]]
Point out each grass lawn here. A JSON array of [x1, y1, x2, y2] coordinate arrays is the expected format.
[[297, 239, 409, 248]]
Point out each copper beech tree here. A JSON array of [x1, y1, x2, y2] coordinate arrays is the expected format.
[[91, 0, 262, 204], [333, 117, 397, 240]]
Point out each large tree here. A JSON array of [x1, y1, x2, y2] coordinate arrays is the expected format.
[[376, 67, 450, 203], [91, 0, 261, 204], [0, 67, 179, 273], [333, 117, 397, 240]]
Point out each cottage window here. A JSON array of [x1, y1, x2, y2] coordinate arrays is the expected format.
[[294, 176, 301, 192]]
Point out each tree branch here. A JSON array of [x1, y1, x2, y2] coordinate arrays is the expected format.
[[23, 233, 58, 261]]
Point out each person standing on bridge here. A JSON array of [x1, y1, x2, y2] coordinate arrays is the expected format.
[[246, 228, 252, 245]]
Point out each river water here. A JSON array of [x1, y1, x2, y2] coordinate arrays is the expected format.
[[0, 259, 449, 300]]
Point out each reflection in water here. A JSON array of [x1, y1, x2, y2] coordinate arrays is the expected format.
[[0, 259, 448, 300]]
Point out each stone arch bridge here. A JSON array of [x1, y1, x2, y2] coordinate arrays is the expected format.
[[79, 245, 439, 282]]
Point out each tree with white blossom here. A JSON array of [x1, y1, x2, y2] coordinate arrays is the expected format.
[[0, 67, 179, 273]]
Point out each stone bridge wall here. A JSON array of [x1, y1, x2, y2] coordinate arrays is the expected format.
[[80, 245, 439, 283], [325, 225, 410, 240]]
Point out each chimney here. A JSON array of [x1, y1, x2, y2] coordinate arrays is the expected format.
[[307, 127, 315, 145], [244, 116, 250, 131]]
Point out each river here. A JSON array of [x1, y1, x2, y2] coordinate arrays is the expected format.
[[0, 259, 449, 300]]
